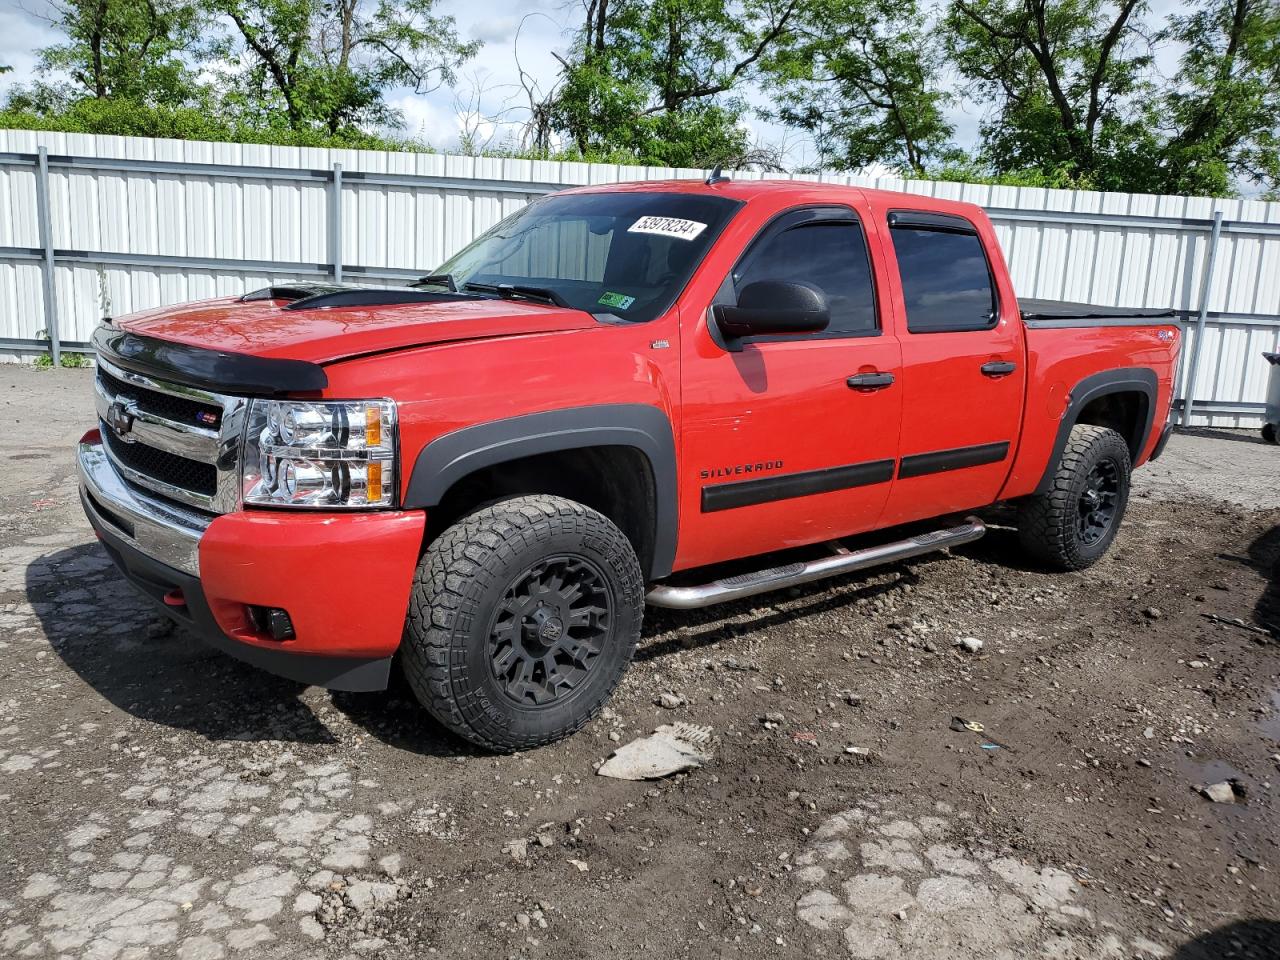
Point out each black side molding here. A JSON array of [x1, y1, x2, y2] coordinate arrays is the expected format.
[[702, 459, 894, 513], [404, 404, 679, 579], [898, 441, 1010, 479], [92, 325, 328, 395]]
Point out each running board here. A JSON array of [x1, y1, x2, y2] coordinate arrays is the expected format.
[[645, 517, 986, 610]]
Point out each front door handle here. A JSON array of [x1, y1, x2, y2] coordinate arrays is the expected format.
[[981, 361, 1017, 377], [847, 372, 895, 390]]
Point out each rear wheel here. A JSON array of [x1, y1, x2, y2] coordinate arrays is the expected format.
[[1018, 424, 1132, 571], [401, 495, 643, 752]]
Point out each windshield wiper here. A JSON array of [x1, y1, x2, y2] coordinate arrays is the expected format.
[[410, 273, 458, 291], [462, 281, 569, 308]]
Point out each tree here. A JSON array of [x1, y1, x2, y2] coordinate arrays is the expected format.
[[545, 0, 803, 168], [1155, 0, 1280, 196], [762, 0, 956, 174], [210, 0, 479, 134], [944, 0, 1155, 188], [15, 0, 204, 109]]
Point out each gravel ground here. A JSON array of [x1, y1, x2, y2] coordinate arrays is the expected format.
[[2, 364, 1278, 960]]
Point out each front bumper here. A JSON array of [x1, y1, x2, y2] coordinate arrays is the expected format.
[[78, 431, 425, 691]]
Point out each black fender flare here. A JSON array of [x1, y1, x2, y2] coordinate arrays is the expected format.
[[403, 404, 678, 579], [1035, 367, 1158, 493]]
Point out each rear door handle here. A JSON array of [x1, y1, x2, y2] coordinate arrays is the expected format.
[[981, 361, 1017, 377], [847, 372, 895, 390]]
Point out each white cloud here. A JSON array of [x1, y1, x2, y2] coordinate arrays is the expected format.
[[389, 93, 462, 148], [468, 15, 522, 46], [0, 6, 63, 87]]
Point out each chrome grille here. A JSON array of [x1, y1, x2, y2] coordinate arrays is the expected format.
[[95, 357, 248, 513]]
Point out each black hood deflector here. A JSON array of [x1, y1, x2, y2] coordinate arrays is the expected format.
[[92, 325, 329, 395]]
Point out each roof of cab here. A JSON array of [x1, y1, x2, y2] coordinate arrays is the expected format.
[[557, 176, 987, 221]]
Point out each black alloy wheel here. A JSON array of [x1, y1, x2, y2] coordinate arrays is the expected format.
[[1077, 458, 1121, 545], [1017, 423, 1132, 571], [401, 495, 643, 752], [488, 556, 613, 706]]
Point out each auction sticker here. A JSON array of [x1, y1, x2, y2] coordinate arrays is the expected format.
[[628, 216, 708, 241]]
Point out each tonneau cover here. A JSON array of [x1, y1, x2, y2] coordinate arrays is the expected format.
[[1020, 299, 1178, 326]]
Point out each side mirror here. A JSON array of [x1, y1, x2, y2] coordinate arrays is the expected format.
[[713, 280, 830, 343]]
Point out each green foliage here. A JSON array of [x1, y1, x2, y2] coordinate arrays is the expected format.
[[944, 0, 1157, 191], [546, 0, 802, 168], [0, 0, 1277, 195], [761, 0, 956, 175], [1154, 0, 1280, 196], [0, 98, 431, 151], [15, 0, 204, 106], [924, 160, 1101, 190], [209, 0, 479, 135], [29, 350, 89, 368]]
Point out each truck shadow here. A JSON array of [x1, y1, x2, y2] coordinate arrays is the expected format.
[[23, 542, 464, 755], [1181, 426, 1272, 446], [1248, 523, 1280, 642], [637, 566, 923, 662], [1171, 919, 1280, 959], [26, 543, 341, 745]]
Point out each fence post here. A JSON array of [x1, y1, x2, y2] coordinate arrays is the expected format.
[[34, 146, 60, 365], [1180, 210, 1224, 428], [330, 162, 343, 283]]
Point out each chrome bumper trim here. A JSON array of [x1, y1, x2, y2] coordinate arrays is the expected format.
[[78, 435, 211, 577]]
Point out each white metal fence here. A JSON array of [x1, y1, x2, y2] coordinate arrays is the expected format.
[[2, 129, 1278, 427]]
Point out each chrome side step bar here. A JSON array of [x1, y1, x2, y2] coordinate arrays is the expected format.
[[645, 517, 986, 610]]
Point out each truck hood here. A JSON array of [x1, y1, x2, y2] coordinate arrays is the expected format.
[[115, 295, 600, 364]]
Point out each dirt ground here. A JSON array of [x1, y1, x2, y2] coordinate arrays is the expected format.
[[2, 363, 1278, 960]]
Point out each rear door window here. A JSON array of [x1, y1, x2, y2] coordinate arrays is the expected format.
[[890, 223, 996, 333]]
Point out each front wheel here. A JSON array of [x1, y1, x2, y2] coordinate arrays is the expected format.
[[401, 495, 644, 752], [1017, 424, 1132, 571]]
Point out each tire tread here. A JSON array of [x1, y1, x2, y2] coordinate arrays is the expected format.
[[401, 495, 642, 752], [1018, 424, 1131, 571]]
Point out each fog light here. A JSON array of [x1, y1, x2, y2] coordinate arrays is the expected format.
[[267, 608, 296, 640], [246, 605, 296, 641]]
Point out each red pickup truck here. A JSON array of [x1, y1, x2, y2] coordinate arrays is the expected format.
[[78, 176, 1179, 750]]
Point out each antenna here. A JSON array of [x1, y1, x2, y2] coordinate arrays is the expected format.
[[705, 164, 730, 185]]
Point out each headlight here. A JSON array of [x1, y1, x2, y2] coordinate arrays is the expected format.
[[242, 399, 397, 508]]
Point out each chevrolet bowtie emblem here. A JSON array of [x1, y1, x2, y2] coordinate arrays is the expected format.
[[105, 399, 139, 441]]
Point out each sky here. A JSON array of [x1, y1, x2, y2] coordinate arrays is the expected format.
[[0, 0, 1183, 173]]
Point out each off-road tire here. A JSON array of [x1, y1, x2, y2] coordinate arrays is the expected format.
[[1263, 422, 1278, 444], [402, 495, 643, 752], [1017, 424, 1132, 571]]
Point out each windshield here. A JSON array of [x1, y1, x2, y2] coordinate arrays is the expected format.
[[427, 191, 742, 322]]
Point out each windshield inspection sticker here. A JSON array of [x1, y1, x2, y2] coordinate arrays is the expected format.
[[628, 216, 708, 241], [598, 291, 636, 310]]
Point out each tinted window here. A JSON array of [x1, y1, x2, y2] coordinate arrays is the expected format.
[[431, 192, 741, 323], [890, 226, 996, 332], [733, 221, 878, 336]]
